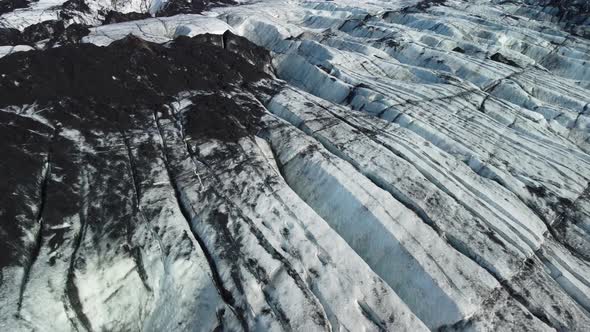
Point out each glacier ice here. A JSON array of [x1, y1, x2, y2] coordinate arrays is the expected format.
[[1, 0, 590, 331]]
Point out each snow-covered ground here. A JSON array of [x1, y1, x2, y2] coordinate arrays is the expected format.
[[1, 0, 589, 331]]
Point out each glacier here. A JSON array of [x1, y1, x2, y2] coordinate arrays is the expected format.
[[0, 0, 589, 331]]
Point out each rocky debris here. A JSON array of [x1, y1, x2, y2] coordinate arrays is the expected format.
[[0, 0, 33, 15], [58, 0, 90, 20], [400, 0, 447, 13], [0, 20, 89, 46], [48, 23, 90, 45], [490, 52, 521, 68], [0, 27, 22, 44], [21, 20, 65, 42], [452, 46, 465, 53], [0, 32, 276, 108], [101, 10, 150, 24], [156, 0, 235, 17], [0, 0, 240, 35], [0, 20, 90, 47]]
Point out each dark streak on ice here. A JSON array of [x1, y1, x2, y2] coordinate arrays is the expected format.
[[0, 0, 34, 15], [16, 128, 56, 315]]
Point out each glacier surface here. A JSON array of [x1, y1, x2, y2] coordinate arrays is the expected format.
[[1, 0, 590, 331]]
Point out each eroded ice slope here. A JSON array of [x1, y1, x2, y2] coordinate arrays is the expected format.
[[1, 0, 590, 331]]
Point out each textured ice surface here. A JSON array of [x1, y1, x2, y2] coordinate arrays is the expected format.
[[1, 0, 590, 331]]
